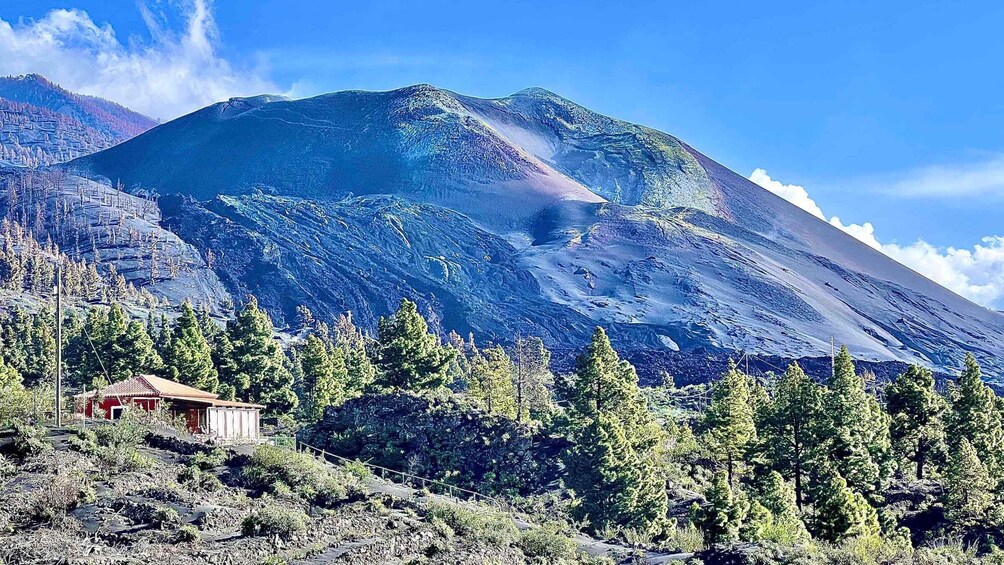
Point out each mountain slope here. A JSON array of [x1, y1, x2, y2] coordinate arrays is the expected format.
[[70, 85, 1004, 378], [0, 74, 156, 167]]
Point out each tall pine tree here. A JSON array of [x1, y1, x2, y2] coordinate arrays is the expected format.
[[704, 359, 756, 487], [886, 365, 946, 480], [758, 362, 822, 508], [164, 302, 218, 392], [509, 335, 554, 423], [226, 297, 297, 415], [561, 327, 668, 535], [467, 345, 516, 418], [947, 353, 1003, 476], [943, 438, 996, 528], [373, 299, 453, 391], [298, 334, 348, 421], [819, 346, 890, 500]]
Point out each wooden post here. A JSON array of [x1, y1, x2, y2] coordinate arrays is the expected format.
[[55, 261, 63, 427]]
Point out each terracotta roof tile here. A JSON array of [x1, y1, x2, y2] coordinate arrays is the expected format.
[[73, 374, 260, 410], [74, 374, 218, 400], [139, 374, 218, 399]]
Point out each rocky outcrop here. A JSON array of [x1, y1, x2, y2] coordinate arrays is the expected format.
[[302, 391, 566, 496]]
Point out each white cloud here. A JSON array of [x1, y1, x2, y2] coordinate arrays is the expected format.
[[749, 168, 825, 220], [751, 169, 1004, 309], [888, 154, 1004, 198], [0, 0, 281, 120]]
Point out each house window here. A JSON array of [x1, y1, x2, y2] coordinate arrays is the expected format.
[[110, 406, 127, 420]]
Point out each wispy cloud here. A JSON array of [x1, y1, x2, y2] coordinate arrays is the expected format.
[[751, 169, 1004, 309], [885, 154, 1004, 198], [0, 0, 281, 120]]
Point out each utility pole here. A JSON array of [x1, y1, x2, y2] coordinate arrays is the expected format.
[[830, 336, 835, 379], [55, 261, 63, 427]]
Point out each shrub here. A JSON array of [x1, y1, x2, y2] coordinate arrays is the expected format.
[[519, 524, 578, 560], [659, 522, 705, 553], [0, 454, 15, 479], [28, 471, 92, 524], [93, 419, 146, 448], [152, 506, 181, 529], [98, 446, 153, 473], [11, 421, 51, 457], [68, 427, 99, 455], [191, 448, 229, 470], [176, 524, 199, 543], [243, 445, 357, 507], [178, 464, 223, 492], [241, 506, 308, 539], [342, 459, 371, 480], [425, 501, 519, 546]]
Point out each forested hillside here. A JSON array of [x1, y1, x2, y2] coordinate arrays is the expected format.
[[3, 294, 1004, 563]]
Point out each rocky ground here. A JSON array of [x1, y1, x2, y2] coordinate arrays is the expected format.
[[0, 424, 622, 564]]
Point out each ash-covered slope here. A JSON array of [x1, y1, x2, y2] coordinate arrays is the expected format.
[[71, 85, 1004, 378], [0, 74, 156, 167], [0, 169, 230, 311]]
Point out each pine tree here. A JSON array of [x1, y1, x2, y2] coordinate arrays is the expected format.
[[333, 312, 375, 395], [885, 365, 947, 480], [564, 414, 666, 535], [509, 335, 555, 423], [693, 471, 743, 545], [114, 320, 162, 378], [226, 297, 297, 415], [820, 346, 890, 500], [750, 470, 810, 544], [164, 302, 218, 392], [704, 359, 756, 487], [197, 307, 238, 396], [0, 357, 30, 426], [373, 299, 453, 391], [467, 345, 516, 418], [944, 438, 996, 527], [567, 327, 638, 422], [758, 362, 822, 508], [810, 468, 880, 543], [298, 334, 348, 421], [562, 327, 668, 536], [947, 353, 1003, 476]]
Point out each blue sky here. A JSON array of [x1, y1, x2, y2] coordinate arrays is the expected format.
[[2, 0, 1004, 307]]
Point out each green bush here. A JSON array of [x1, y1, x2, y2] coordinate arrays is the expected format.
[[11, 421, 51, 457], [191, 447, 229, 470], [242, 445, 357, 507], [241, 506, 308, 539], [175, 524, 199, 543], [342, 459, 372, 480], [67, 427, 99, 454], [0, 454, 15, 479], [152, 506, 181, 529], [98, 446, 153, 473], [93, 419, 146, 448], [659, 522, 705, 553], [425, 501, 519, 546], [519, 524, 578, 560], [178, 464, 223, 492]]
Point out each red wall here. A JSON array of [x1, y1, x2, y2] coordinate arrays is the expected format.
[[79, 396, 159, 419], [77, 396, 205, 434]]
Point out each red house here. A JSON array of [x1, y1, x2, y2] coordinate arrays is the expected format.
[[75, 374, 263, 441]]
